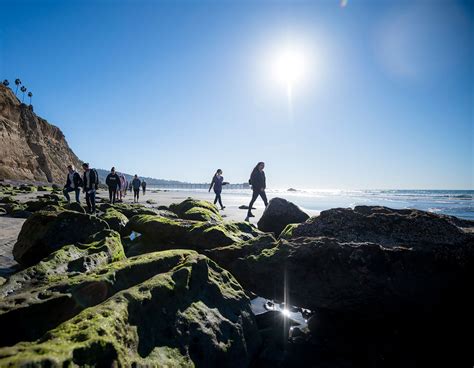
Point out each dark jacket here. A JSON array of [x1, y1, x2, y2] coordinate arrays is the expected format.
[[250, 170, 266, 191], [209, 176, 228, 193], [64, 171, 82, 189], [132, 178, 141, 190], [83, 169, 99, 191], [106, 173, 121, 190]]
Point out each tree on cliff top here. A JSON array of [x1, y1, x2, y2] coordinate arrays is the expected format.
[[20, 86, 27, 103], [2, 80, 9, 87], [14, 78, 21, 96]]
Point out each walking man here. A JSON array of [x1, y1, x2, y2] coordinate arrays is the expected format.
[[82, 163, 99, 214], [63, 164, 82, 203], [106, 167, 121, 204], [132, 175, 141, 203]]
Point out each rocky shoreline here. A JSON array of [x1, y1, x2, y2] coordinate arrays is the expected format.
[[0, 182, 473, 366]]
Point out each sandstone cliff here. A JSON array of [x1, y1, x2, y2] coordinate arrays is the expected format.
[[0, 84, 81, 183]]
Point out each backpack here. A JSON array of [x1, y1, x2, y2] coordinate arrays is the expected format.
[[92, 168, 100, 189], [75, 172, 83, 187]]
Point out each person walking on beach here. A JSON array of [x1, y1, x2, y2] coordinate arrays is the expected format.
[[141, 180, 147, 195], [246, 162, 268, 219], [63, 164, 82, 203], [132, 175, 141, 203], [208, 169, 229, 210], [118, 174, 127, 201], [82, 163, 99, 214], [105, 167, 121, 204]]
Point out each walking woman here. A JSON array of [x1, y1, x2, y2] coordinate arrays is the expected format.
[[246, 162, 268, 219], [208, 169, 229, 210]]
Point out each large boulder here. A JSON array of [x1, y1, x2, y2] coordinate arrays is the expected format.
[[1, 230, 125, 297], [13, 210, 109, 266], [210, 236, 474, 314], [127, 214, 263, 254], [170, 198, 222, 222], [292, 206, 472, 247], [0, 250, 260, 367], [257, 197, 309, 236], [101, 208, 129, 235], [98, 202, 177, 219], [207, 231, 474, 366]]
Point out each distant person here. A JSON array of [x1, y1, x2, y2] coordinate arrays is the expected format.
[[142, 180, 147, 195], [132, 175, 141, 202], [208, 169, 229, 210], [82, 163, 99, 214], [246, 162, 268, 219], [63, 164, 82, 203], [129, 182, 132, 193], [105, 167, 121, 204], [118, 174, 127, 201]]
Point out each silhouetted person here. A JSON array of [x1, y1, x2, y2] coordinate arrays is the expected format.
[[246, 162, 268, 219], [63, 164, 82, 203], [142, 180, 147, 195], [208, 169, 229, 210], [132, 175, 141, 203], [82, 163, 99, 214], [105, 167, 121, 204]]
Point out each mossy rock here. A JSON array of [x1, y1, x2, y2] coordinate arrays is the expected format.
[[64, 202, 86, 213], [146, 199, 157, 204], [0, 196, 19, 204], [279, 223, 299, 239], [13, 209, 109, 267], [19, 184, 37, 193], [182, 206, 223, 222], [170, 198, 220, 219], [0, 203, 27, 215], [99, 203, 177, 220], [1, 230, 125, 296], [37, 185, 53, 191], [25, 198, 63, 212], [0, 208, 7, 216], [101, 209, 129, 235], [127, 215, 263, 253], [0, 251, 260, 366]]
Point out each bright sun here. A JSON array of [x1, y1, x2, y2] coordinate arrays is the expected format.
[[271, 45, 307, 87]]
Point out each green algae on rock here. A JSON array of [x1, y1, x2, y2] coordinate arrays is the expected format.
[[13, 209, 109, 267], [127, 214, 263, 253], [0, 251, 260, 367], [100, 208, 129, 235], [170, 198, 220, 218], [1, 229, 125, 297]]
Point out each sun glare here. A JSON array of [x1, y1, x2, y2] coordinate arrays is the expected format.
[[271, 45, 307, 86]]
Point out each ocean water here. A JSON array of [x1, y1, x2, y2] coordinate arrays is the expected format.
[[151, 187, 474, 220]]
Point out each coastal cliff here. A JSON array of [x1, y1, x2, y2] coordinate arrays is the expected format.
[[0, 84, 81, 183]]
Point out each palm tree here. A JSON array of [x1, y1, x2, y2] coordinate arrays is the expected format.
[[28, 91, 33, 105], [2, 80, 9, 87], [20, 86, 27, 103], [14, 79, 21, 96]]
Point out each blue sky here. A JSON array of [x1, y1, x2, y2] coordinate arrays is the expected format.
[[1, 0, 472, 189]]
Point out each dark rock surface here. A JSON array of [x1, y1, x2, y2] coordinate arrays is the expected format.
[[292, 206, 472, 247], [13, 210, 109, 266], [257, 197, 309, 236]]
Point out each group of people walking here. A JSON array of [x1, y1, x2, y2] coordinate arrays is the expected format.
[[63, 164, 147, 213], [64, 161, 268, 219]]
